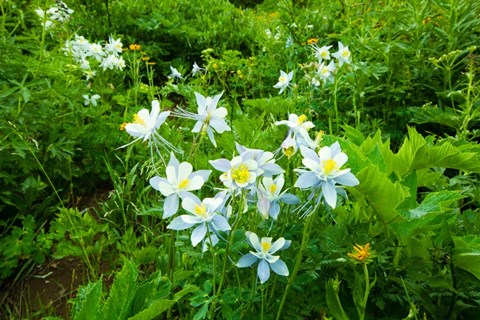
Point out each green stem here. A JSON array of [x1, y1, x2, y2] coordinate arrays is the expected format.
[[276, 212, 315, 320], [360, 263, 370, 320]]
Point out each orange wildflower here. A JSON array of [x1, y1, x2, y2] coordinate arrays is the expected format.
[[129, 44, 141, 51], [348, 243, 371, 262], [307, 38, 318, 45]]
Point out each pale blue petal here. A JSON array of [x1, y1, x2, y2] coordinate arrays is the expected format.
[[270, 259, 289, 276], [167, 216, 195, 230], [269, 238, 286, 254], [257, 197, 270, 217], [261, 163, 284, 177], [191, 223, 207, 247], [206, 127, 217, 147], [211, 215, 231, 232], [299, 146, 319, 162], [269, 202, 280, 220], [322, 181, 337, 209], [295, 172, 320, 189], [247, 231, 262, 252], [163, 194, 179, 218], [192, 169, 212, 182], [237, 253, 258, 268], [167, 152, 179, 169], [281, 239, 291, 250], [209, 159, 231, 172], [280, 193, 300, 205], [334, 172, 359, 186], [257, 259, 270, 284]]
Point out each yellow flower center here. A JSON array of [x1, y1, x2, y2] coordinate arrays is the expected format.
[[297, 114, 307, 124], [283, 146, 296, 157], [323, 159, 338, 175], [261, 241, 271, 252], [133, 114, 146, 126], [321, 51, 328, 58], [194, 204, 207, 218], [178, 179, 189, 189], [279, 76, 286, 83], [342, 50, 350, 58], [269, 184, 277, 194], [231, 164, 250, 185]]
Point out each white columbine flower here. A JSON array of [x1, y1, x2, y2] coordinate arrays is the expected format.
[[257, 175, 299, 220], [317, 60, 336, 83], [313, 44, 332, 62], [235, 143, 284, 177], [273, 70, 294, 94], [275, 114, 317, 150], [149, 153, 211, 218], [169, 66, 182, 80], [121, 100, 177, 153], [167, 195, 231, 247], [209, 154, 258, 190], [295, 142, 359, 209], [87, 43, 105, 62], [82, 94, 100, 106], [104, 36, 123, 55], [192, 62, 204, 76], [175, 92, 231, 147], [332, 41, 351, 67], [237, 231, 291, 284]]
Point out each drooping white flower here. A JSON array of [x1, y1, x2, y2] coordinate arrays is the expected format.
[[317, 60, 336, 83], [295, 142, 359, 209], [235, 143, 284, 177], [169, 66, 182, 80], [332, 41, 351, 67], [275, 114, 317, 150], [121, 100, 178, 154], [150, 153, 211, 218], [167, 195, 231, 247], [237, 231, 291, 284], [192, 62, 204, 76], [273, 70, 294, 94], [175, 92, 231, 147], [256, 175, 299, 220], [82, 94, 101, 106]]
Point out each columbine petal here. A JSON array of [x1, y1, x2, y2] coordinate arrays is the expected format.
[[280, 193, 300, 205], [209, 159, 231, 172], [334, 172, 359, 186], [211, 215, 231, 232], [269, 202, 280, 220], [261, 163, 284, 177], [210, 118, 230, 133], [322, 180, 338, 208], [257, 259, 270, 284], [270, 259, 289, 276], [163, 194, 179, 218], [177, 162, 193, 181], [167, 216, 195, 230], [206, 127, 217, 147], [237, 253, 258, 268], [192, 169, 212, 182], [191, 223, 207, 247], [181, 196, 201, 215], [295, 172, 320, 189], [269, 237, 286, 254], [167, 152, 180, 169], [257, 197, 270, 218], [246, 231, 262, 253]]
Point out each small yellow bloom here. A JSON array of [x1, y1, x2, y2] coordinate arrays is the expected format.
[[119, 122, 127, 131], [142, 56, 150, 61], [129, 44, 141, 51], [348, 243, 371, 262], [307, 38, 318, 45]]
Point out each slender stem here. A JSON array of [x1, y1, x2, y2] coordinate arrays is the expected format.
[[167, 229, 176, 284], [276, 212, 315, 320]]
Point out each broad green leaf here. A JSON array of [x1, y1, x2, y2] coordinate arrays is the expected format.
[[355, 163, 408, 224], [102, 259, 139, 320], [398, 191, 464, 220], [409, 105, 463, 129], [128, 299, 175, 320], [453, 236, 480, 281], [72, 279, 102, 320], [174, 284, 198, 301]]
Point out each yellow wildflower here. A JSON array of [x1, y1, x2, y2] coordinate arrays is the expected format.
[[307, 38, 318, 45], [129, 44, 141, 51], [348, 243, 371, 262]]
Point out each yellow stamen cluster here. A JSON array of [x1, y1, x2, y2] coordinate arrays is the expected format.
[[307, 38, 318, 45], [347, 243, 371, 262], [269, 184, 277, 194], [119, 122, 127, 131], [283, 146, 296, 158], [133, 114, 146, 126], [194, 204, 207, 218], [178, 179, 189, 189], [231, 164, 250, 185], [323, 159, 338, 175], [297, 114, 307, 124], [261, 241, 272, 252], [279, 76, 286, 83]]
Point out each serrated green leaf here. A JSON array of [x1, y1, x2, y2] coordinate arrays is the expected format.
[[128, 299, 175, 320], [398, 191, 464, 220], [101, 259, 139, 320], [72, 279, 102, 320]]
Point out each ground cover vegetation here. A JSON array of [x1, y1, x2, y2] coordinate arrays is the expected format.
[[1, 0, 480, 319]]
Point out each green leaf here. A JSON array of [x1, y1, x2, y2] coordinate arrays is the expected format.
[[174, 284, 198, 301], [72, 279, 102, 320], [355, 163, 408, 224], [128, 299, 175, 320], [453, 236, 480, 281], [101, 259, 139, 320], [398, 190, 464, 220], [326, 277, 349, 320], [409, 104, 463, 129]]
